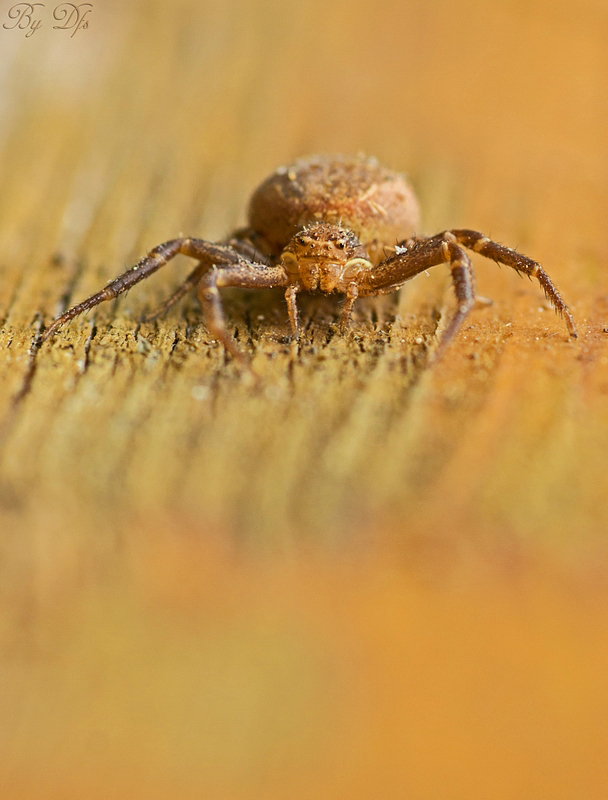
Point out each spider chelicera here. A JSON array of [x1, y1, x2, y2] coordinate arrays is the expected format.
[[42, 154, 577, 360]]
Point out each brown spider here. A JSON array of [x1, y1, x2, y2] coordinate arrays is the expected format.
[[42, 154, 577, 359]]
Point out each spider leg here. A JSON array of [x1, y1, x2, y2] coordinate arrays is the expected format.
[[142, 262, 208, 322], [144, 229, 275, 324], [197, 264, 289, 361], [285, 284, 301, 337], [360, 229, 576, 341], [359, 235, 476, 354], [359, 234, 449, 296], [41, 238, 243, 342], [449, 229, 577, 337], [436, 243, 475, 357], [339, 284, 359, 332], [224, 227, 274, 264]]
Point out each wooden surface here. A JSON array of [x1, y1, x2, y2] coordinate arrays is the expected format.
[[1, 0, 608, 797]]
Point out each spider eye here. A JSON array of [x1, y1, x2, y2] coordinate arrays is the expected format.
[[297, 236, 306, 245], [336, 241, 345, 249]]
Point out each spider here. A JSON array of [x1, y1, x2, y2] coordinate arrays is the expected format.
[[42, 154, 577, 359]]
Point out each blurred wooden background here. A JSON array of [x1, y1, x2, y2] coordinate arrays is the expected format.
[[1, 0, 608, 797]]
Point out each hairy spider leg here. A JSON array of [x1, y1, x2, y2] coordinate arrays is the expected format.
[[339, 283, 360, 332], [144, 233, 274, 322], [143, 262, 209, 322], [197, 264, 289, 361], [359, 235, 474, 355], [285, 284, 301, 337], [437, 241, 475, 357], [42, 238, 246, 342], [358, 230, 576, 353], [284, 276, 360, 339], [448, 229, 577, 337]]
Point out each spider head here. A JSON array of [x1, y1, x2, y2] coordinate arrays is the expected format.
[[280, 223, 371, 292]]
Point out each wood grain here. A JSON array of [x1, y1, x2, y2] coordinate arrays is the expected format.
[[1, 0, 608, 797]]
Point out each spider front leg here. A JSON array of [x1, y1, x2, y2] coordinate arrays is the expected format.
[[448, 229, 577, 337], [359, 234, 476, 354], [360, 229, 576, 355], [42, 238, 245, 342], [436, 243, 475, 355], [197, 263, 289, 361], [145, 233, 274, 323]]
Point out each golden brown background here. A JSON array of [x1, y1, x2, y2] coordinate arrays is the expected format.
[[1, 0, 608, 797]]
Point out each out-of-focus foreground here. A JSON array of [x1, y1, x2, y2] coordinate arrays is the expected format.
[[1, 0, 608, 797]]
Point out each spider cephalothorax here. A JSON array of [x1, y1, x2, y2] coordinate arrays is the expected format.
[[280, 223, 371, 292], [42, 154, 577, 361]]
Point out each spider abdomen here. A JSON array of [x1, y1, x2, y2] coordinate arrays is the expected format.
[[248, 154, 420, 264]]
